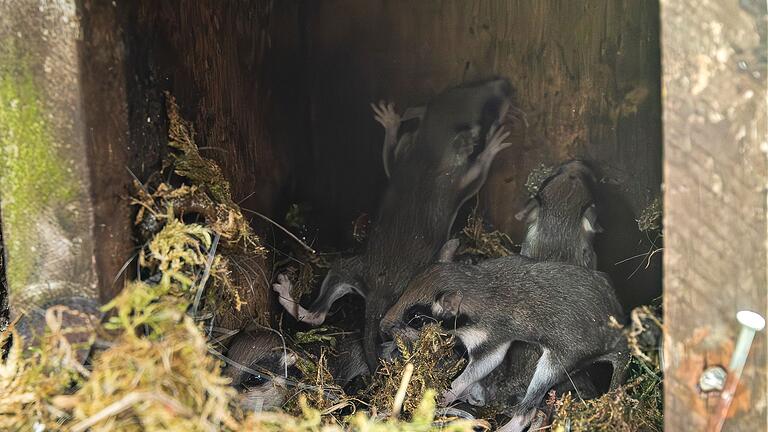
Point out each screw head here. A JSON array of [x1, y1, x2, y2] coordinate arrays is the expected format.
[[736, 310, 766, 331], [699, 366, 727, 393]]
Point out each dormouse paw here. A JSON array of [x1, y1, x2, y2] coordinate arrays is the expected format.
[[272, 273, 293, 297], [486, 124, 512, 153], [371, 101, 400, 130]]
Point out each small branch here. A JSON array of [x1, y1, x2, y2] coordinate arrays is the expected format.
[[193, 233, 220, 318], [112, 250, 139, 285], [391, 363, 414, 419], [242, 208, 316, 254], [251, 322, 290, 378]]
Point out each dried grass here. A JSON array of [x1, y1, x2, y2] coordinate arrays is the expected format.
[[0, 210, 471, 431], [164, 93, 233, 207], [637, 197, 662, 233], [367, 324, 465, 417], [72, 283, 239, 432], [457, 209, 516, 261], [242, 391, 474, 432], [0, 319, 84, 431]]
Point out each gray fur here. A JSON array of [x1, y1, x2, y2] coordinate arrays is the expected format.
[[473, 160, 605, 416], [385, 180, 609, 410], [327, 336, 369, 386], [273, 255, 365, 325], [360, 78, 514, 370], [223, 331, 295, 413], [274, 80, 514, 359], [224, 330, 370, 411], [516, 160, 602, 269], [437, 238, 461, 263], [380, 255, 629, 426]]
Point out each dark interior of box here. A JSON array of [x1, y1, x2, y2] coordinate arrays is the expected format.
[[117, 0, 662, 312]]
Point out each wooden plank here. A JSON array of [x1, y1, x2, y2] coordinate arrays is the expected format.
[[0, 0, 102, 340], [119, 0, 307, 328], [79, 0, 134, 302], [661, 0, 768, 430]]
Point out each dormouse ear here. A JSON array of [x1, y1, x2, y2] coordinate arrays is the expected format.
[[438, 290, 464, 316], [438, 238, 460, 263], [515, 198, 540, 223], [401, 106, 425, 121], [581, 204, 604, 234]]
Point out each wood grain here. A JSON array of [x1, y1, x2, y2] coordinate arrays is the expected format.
[[120, 0, 310, 326], [661, 0, 767, 430], [80, 0, 134, 302]]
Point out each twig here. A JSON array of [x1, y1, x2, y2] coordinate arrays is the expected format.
[[555, 355, 585, 407], [197, 146, 230, 153], [112, 250, 139, 285], [242, 208, 316, 254], [251, 322, 290, 378], [322, 400, 355, 416], [192, 233, 220, 318], [207, 346, 269, 381], [125, 166, 151, 197], [627, 246, 663, 280], [391, 363, 415, 419], [236, 190, 256, 205], [207, 327, 241, 345], [614, 251, 651, 266]]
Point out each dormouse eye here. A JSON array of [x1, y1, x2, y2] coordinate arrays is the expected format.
[[240, 373, 269, 389]]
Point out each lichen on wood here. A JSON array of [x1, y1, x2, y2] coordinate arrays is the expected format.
[[0, 45, 78, 292], [165, 92, 233, 206]]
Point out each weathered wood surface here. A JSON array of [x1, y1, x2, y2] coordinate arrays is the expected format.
[[0, 0, 107, 339], [661, 0, 767, 430], [119, 0, 308, 327], [80, 0, 135, 301], [299, 0, 663, 308]]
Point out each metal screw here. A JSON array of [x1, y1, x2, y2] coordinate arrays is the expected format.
[[731, 311, 766, 372], [706, 310, 766, 432], [699, 366, 727, 393], [659, 336, 665, 371]]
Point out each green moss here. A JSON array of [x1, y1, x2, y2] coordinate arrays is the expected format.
[[0, 43, 77, 292]]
